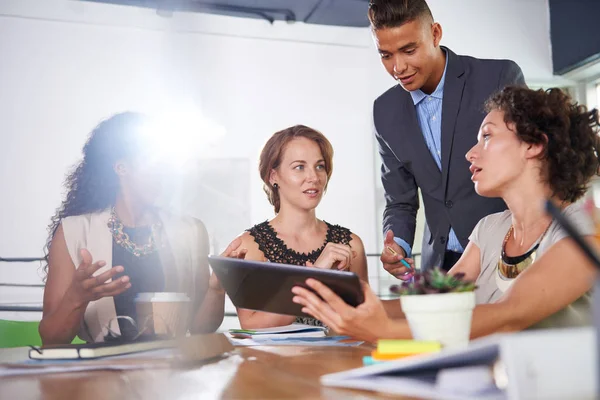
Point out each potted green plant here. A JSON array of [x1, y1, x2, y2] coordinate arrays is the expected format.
[[390, 268, 477, 348]]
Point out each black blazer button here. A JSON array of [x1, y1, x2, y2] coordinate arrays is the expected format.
[[445, 200, 453, 208], [440, 236, 447, 244]]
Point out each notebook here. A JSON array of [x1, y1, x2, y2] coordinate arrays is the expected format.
[[29, 338, 177, 360]]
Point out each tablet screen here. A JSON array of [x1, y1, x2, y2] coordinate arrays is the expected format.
[[208, 255, 364, 317]]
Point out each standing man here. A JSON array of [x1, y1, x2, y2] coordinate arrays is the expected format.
[[371, 0, 525, 276]]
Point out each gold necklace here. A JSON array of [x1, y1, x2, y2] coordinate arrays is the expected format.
[[497, 221, 553, 280], [107, 208, 162, 257]]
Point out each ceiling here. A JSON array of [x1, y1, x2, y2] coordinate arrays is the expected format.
[[80, 0, 371, 27]]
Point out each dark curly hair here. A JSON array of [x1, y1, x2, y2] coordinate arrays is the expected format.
[[486, 86, 600, 203], [44, 112, 151, 274]]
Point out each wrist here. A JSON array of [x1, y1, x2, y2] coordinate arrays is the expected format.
[[208, 285, 226, 296], [64, 286, 89, 310], [381, 318, 409, 340], [392, 237, 412, 258]]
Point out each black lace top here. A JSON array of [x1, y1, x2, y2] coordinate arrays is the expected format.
[[247, 221, 352, 326]]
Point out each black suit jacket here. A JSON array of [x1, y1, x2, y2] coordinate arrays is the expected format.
[[374, 47, 525, 270]]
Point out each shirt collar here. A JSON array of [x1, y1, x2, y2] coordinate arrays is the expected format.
[[410, 49, 449, 105]]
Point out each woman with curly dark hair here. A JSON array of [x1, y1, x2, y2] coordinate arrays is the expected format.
[[291, 86, 600, 342], [40, 112, 245, 345]]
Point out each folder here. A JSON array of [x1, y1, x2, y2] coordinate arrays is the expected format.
[[322, 327, 595, 399]]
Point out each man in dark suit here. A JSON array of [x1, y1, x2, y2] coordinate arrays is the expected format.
[[371, 0, 526, 276]]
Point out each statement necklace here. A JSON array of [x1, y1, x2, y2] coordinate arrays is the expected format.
[[107, 208, 161, 257], [497, 222, 552, 280]]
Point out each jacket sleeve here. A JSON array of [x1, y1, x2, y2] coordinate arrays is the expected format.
[[498, 60, 526, 89], [374, 105, 419, 253]]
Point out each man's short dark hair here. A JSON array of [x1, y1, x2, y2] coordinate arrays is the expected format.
[[368, 0, 434, 30]]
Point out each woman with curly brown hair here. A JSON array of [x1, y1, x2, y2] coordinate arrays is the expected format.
[[291, 86, 600, 342], [40, 112, 245, 344]]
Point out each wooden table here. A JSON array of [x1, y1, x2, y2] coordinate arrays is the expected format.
[[0, 345, 416, 399]]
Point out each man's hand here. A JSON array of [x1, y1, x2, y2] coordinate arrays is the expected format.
[[380, 230, 415, 280]]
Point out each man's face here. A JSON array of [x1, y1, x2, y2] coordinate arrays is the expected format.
[[373, 18, 442, 92]]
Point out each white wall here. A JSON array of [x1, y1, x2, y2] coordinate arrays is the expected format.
[[0, 0, 380, 321], [365, 0, 562, 89], [0, 0, 560, 319], [432, 0, 557, 84]]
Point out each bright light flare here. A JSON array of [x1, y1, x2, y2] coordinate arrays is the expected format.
[[141, 106, 226, 169]]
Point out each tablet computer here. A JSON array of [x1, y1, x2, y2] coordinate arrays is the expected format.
[[208, 255, 364, 317]]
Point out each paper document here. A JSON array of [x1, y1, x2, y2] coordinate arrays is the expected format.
[[334, 375, 503, 400], [0, 349, 173, 377], [228, 323, 326, 338], [225, 332, 363, 347]]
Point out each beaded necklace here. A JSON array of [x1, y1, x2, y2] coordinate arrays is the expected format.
[[107, 208, 161, 257]]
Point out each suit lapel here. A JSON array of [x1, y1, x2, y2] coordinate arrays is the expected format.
[[440, 48, 466, 192], [386, 87, 440, 177], [405, 98, 441, 174]]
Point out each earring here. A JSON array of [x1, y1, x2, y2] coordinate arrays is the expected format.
[[273, 183, 279, 190]]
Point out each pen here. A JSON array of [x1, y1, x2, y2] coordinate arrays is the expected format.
[[386, 246, 412, 270]]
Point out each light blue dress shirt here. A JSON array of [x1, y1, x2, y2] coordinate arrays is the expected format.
[[394, 51, 464, 257]]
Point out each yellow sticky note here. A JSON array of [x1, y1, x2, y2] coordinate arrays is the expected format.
[[377, 339, 442, 355]]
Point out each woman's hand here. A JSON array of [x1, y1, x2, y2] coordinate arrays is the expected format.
[[210, 237, 248, 291], [66, 249, 131, 307], [292, 279, 392, 343], [306, 243, 356, 271], [220, 237, 248, 260]]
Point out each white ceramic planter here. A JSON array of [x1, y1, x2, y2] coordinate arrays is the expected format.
[[400, 291, 475, 348]]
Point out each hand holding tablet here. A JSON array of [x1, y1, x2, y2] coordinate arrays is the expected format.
[[208, 255, 364, 317]]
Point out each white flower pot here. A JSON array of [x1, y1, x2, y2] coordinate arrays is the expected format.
[[400, 291, 475, 349]]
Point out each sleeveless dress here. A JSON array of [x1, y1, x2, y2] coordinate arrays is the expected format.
[[246, 221, 352, 326]]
